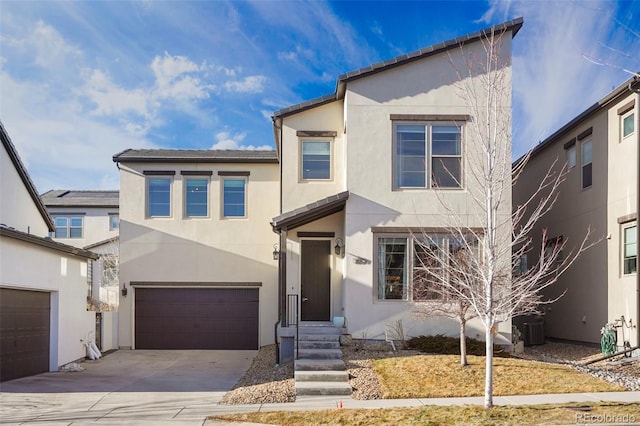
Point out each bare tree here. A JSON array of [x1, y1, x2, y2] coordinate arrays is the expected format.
[[413, 27, 597, 409]]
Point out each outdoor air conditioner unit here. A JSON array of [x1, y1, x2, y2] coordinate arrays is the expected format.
[[523, 321, 545, 346]]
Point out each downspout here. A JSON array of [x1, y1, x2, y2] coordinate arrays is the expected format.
[[272, 116, 285, 365], [635, 86, 639, 350]]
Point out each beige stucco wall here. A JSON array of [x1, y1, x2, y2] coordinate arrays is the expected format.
[[280, 101, 346, 212], [606, 93, 638, 347], [47, 206, 119, 249], [1, 237, 95, 370], [278, 34, 514, 344], [118, 161, 280, 349], [1, 143, 50, 236]]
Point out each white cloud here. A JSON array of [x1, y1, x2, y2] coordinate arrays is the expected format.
[[211, 131, 272, 150], [480, 1, 640, 157], [224, 75, 267, 94], [82, 69, 149, 116]]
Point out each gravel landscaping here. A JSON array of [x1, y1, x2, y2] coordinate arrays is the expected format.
[[219, 340, 640, 405]]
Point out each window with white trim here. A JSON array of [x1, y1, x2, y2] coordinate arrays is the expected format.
[[566, 145, 576, 169], [185, 178, 209, 217], [581, 139, 592, 189], [222, 177, 246, 218], [147, 177, 172, 217], [53, 215, 83, 238], [109, 214, 119, 231], [623, 224, 637, 275], [376, 233, 478, 301], [394, 122, 462, 189], [301, 140, 331, 180], [622, 110, 635, 139]]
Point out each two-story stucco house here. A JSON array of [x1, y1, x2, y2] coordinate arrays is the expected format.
[[113, 18, 521, 357], [0, 122, 99, 381], [513, 76, 639, 349]]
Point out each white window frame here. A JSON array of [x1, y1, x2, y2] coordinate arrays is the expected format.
[[109, 214, 119, 231], [393, 121, 463, 190], [622, 223, 637, 275], [221, 177, 247, 219], [621, 109, 635, 140], [184, 177, 210, 218], [146, 176, 172, 218], [566, 145, 576, 169], [53, 215, 84, 239], [300, 140, 332, 181]]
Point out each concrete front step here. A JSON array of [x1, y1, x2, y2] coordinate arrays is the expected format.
[[298, 334, 340, 342], [295, 381, 353, 396], [298, 326, 346, 335], [295, 359, 346, 371], [297, 348, 342, 360], [298, 340, 340, 350], [295, 370, 349, 382]]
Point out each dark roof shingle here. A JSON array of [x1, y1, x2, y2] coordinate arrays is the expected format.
[[113, 149, 278, 164], [41, 190, 120, 208]]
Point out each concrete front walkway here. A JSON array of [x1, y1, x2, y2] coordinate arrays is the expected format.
[[0, 350, 257, 425]]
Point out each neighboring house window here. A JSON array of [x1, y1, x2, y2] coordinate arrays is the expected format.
[[622, 110, 635, 139], [109, 214, 119, 231], [581, 139, 592, 189], [394, 122, 462, 189], [301, 141, 331, 180], [147, 177, 171, 217], [376, 233, 478, 301], [623, 224, 637, 275], [53, 215, 83, 238], [222, 178, 246, 217], [185, 178, 209, 217], [566, 146, 576, 169], [514, 254, 528, 276]]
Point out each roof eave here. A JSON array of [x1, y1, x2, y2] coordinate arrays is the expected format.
[[0, 226, 99, 260]]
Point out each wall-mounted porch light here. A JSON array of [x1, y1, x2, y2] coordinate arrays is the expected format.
[[272, 243, 280, 260], [334, 238, 344, 256], [121, 283, 128, 297]]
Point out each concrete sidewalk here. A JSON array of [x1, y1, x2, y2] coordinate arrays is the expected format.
[[205, 391, 640, 422]]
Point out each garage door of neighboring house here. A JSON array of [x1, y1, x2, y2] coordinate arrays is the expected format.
[[135, 287, 259, 350], [0, 288, 50, 382]]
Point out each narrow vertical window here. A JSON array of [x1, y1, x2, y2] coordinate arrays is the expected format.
[[301, 141, 331, 180], [623, 224, 637, 275], [581, 140, 592, 189], [69, 216, 83, 238], [109, 214, 119, 230], [185, 178, 208, 217], [622, 111, 635, 139], [223, 178, 246, 217], [431, 125, 462, 188], [377, 238, 408, 300], [395, 125, 426, 188], [566, 146, 576, 169], [147, 177, 171, 217], [54, 216, 68, 238]]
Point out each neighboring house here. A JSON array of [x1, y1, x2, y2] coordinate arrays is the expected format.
[[113, 18, 521, 356], [41, 190, 120, 303], [513, 76, 639, 348], [0, 122, 99, 381], [112, 150, 280, 350], [271, 19, 521, 361]]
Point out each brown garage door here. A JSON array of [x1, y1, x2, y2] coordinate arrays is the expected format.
[[0, 288, 50, 382], [135, 287, 258, 349]]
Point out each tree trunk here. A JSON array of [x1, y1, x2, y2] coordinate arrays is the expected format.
[[484, 326, 494, 409], [460, 320, 468, 366]]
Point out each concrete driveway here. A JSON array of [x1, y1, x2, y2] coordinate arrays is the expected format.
[[0, 349, 256, 425]]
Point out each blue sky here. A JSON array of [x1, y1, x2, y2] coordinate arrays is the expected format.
[[1, 1, 638, 192]]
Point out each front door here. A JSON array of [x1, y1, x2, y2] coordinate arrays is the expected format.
[[301, 240, 331, 321]]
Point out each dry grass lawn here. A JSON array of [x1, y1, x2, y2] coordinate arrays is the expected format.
[[373, 354, 625, 398], [212, 402, 640, 426]]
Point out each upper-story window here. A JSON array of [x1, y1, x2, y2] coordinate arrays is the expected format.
[[301, 141, 331, 180], [146, 174, 172, 217], [222, 177, 246, 218], [566, 145, 576, 169], [623, 224, 637, 275], [581, 139, 592, 189], [53, 215, 83, 239], [394, 123, 462, 189], [109, 214, 119, 231], [622, 110, 635, 139], [185, 178, 209, 217]]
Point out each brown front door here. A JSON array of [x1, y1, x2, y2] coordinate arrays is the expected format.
[[301, 240, 331, 321]]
